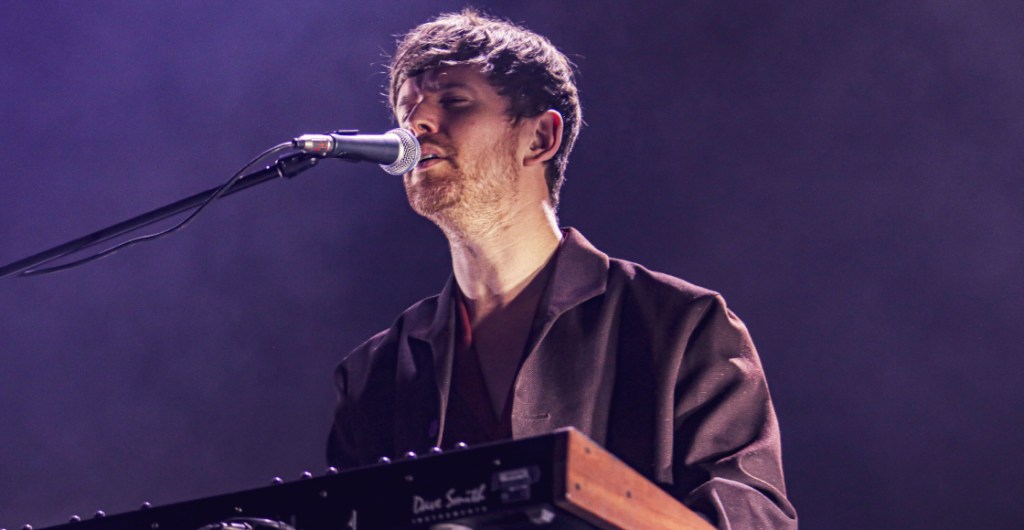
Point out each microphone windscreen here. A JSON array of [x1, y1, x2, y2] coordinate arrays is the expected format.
[[381, 128, 421, 176]]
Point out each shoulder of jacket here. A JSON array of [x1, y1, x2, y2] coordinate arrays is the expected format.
[[607, 257, 720, 303], [343, 293, 442, 361]]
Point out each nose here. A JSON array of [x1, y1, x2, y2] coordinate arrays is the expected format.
[[404, 100, 438, 136]]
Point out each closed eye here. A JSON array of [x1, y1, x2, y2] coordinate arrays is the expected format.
[[441, 97, 469, 107]]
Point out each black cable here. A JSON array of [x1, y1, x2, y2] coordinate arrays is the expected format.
[[19, 142, 295, 277]]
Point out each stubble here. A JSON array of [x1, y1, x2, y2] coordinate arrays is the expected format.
[[404, 129, 520, 240]]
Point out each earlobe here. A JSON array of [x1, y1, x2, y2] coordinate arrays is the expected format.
[[524, 110, 563, 167]]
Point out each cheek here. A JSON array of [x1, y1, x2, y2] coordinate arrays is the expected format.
[[448, 114, 485, 136], [459, 118, 515, 147]]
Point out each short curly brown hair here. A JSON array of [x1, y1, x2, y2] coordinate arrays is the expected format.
[[388, 9, 581, 208]]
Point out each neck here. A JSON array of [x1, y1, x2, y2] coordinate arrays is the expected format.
[[448, 200, 561, 323]]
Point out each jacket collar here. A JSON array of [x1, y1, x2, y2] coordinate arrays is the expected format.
[[407, 227, 610, 346], [537, 227, 610, 321]]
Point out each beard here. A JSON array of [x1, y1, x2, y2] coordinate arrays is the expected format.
[[403, 129, 520, 238]]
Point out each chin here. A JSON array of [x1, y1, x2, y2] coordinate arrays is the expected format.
[[406, 182, 462, 219]]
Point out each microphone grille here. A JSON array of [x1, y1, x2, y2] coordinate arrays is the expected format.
[[380, 128, 421, 176]]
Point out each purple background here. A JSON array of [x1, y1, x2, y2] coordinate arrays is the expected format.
[[2, 1, 1022, 528]]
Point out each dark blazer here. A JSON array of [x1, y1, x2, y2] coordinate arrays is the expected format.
[[328, 229, 797, 529]]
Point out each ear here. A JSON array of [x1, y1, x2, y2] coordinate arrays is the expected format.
[[523, 109, 563, 167]]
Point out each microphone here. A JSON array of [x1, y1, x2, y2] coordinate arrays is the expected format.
[[291, 128, 421, 176]]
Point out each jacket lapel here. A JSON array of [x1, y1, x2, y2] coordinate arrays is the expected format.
[[513, 228, 611, 437], [405, 276, 458, 448]]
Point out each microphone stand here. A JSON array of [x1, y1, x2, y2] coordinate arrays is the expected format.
[[0, 152, 321, 280]]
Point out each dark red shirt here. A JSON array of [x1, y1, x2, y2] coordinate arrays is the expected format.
[[441, 295, 513, 446]]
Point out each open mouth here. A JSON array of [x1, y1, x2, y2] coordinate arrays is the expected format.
[[418, 153, 443, 168]]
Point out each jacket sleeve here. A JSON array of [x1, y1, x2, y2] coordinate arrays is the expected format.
[[326, 330, 395, 470], [326, 358, 362, 470], [671, 294, 798, 529]]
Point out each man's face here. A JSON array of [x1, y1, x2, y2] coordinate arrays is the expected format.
[[395, 65, 526, 227]]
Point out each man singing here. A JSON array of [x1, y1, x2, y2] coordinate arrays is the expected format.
[[327, 10, 797, 528]]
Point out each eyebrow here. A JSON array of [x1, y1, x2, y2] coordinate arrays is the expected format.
[[431, 81, 473, 92], [399, 80, 475, 105], [396, 81, 476, 117]]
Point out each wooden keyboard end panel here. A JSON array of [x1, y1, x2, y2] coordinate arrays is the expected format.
[[554, 429, 715, 530]]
